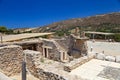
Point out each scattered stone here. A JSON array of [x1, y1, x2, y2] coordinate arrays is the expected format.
[[115, 56, 120, 63], [105, 56, 115, 62], [96, 53, 105, 60]]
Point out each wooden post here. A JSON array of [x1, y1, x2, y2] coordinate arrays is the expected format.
[[0, 35, 3, 43], [22, 53, 26, 80], [22, 61, 26, 80], [0, 33, 3, 43]]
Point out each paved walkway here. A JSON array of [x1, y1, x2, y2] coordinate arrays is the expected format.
[[70, 59, 120, 80]]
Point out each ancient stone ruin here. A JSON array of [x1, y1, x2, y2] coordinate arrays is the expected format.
[[0, 45, 23, 76], [68, 34, 88, 58]]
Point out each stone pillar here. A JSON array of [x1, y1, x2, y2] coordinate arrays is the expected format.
[[60, 51, 62, 61], [42, 47, 45, 57], [60, 51, 67, 62], [47, 48, 49, 58]]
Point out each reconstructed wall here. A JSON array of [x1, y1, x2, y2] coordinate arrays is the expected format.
[[0, 45, 23, 76], [42, 40, 61, 61], [68, 35, 88, 58]]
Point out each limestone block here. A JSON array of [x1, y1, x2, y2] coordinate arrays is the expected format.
[[87, 53, 96, 60], [96, 53, 105, 60], [105, 56, 115, 62], [64, 56, 91, 72], [116, 56, 120, 63]]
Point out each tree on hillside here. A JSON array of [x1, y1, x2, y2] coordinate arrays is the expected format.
[[0, 26, 14, 34], [6, 29, 14, 34], [0, 26, 8, 33], [55, 29, 70, 36]]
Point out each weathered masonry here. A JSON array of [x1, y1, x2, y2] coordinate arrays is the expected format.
[[41, 38, 69, 62], [40, 34, 88, 62], [68, 34, 88, 58], [0, 45, 23, 76]]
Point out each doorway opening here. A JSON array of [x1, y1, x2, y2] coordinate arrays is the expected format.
[[63, 52, 65, 60], [44, 48, 47, 57]]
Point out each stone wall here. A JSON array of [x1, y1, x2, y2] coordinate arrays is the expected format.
[[64, 54, 95, 72], [36, 42, 43, 52], [55, 37, 69, 51], [42, 40, 61, 61], [68, 35, 88, 58], [0, 45, 23, 76]]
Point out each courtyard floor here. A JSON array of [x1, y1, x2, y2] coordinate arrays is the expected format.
[[70, 59, 120, 80], [87, 41, 120, 56]]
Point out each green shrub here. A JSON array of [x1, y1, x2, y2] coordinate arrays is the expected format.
[[40, 58, 44, 63], [114, 34, 120, 42], [55, 29, 70, 36]]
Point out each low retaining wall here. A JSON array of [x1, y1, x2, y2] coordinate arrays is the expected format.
[[0, 45, 23, 76], [64, 54, 95, 72]]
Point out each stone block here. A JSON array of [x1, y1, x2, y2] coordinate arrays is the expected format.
[[105, 56, 115, 62], [115, 56, 120, 63], [96, 53, 105, 60]]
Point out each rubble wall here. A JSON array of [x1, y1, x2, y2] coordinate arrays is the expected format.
[[25, 50, 65, 80], [0, 45, 23, 76]]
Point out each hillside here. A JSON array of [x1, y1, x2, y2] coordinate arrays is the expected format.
[[14, 12, 120, 33], [13, 27, 37, 33]]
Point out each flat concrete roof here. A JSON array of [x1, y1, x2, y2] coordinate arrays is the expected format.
[[85, 31, 114, 35], [1, 33, 54, 42], [70, 59, 120, 80]]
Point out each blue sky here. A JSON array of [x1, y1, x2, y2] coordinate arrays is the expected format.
[[0, 0, 120, 29]]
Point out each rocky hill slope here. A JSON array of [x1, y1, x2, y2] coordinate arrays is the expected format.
[[14, 12, 120, 33]]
